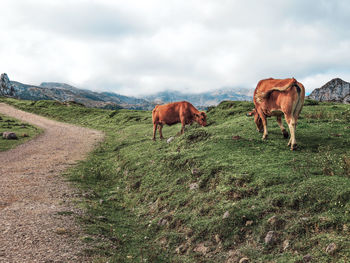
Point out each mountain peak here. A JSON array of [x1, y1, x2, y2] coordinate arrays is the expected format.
[[309, 78, 350, 103]]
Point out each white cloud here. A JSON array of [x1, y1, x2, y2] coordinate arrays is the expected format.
[[0, 0, 349, 96]]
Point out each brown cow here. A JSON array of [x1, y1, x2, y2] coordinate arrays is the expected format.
[[248, 78, 305, 150], [152, 101, 207, 140]]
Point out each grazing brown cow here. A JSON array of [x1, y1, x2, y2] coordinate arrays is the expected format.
[[248, 78, 305, 150], [152, 101, 207, 140]]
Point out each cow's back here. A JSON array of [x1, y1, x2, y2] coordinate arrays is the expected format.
[[254, 78, 305, 116], [152, 101, 190, 125]]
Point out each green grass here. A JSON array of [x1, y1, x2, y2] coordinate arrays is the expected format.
[[1, 97, 350, 262], [0, 112, 42, 151]]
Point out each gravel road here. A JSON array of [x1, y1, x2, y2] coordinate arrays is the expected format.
[[0, 103, 104, 263]]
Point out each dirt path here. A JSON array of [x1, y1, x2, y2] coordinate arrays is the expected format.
[[0, 103, 104, 263]]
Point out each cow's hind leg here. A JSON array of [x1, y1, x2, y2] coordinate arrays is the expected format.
[[257, 109, 268, 140], [153, 123, 157, 140], [276, 115, 289, 138], [158, 123, 164, 139], [286, 115, 297, 150]]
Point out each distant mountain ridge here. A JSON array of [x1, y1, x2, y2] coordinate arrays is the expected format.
[[144, 89, 252, 107], [7, 77, 153, 110], [1, 73, 253, 109], [308, 78, 350, 103]]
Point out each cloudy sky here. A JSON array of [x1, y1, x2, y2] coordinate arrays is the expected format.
[[1, 0, 350, 96]]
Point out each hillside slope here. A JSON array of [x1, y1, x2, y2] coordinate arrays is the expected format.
[[2, 98, 350, 262]]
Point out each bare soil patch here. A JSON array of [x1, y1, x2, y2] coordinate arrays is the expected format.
[[0, 103, 104, 263]]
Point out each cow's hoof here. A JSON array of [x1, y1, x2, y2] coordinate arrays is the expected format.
[[290, 144, 297, 151], [282, 131, 289, 139], [262, 135, 268, 140], [152, 138, 156, 141], [160, 137, 164, 140]]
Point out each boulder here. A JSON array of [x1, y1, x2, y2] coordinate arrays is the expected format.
[[2, 132, 17, 140], [167, 136, 175, 143]]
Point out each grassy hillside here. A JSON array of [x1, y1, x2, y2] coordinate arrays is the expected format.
[[1, 97, 350, 262], [0, 111, 42, 151]]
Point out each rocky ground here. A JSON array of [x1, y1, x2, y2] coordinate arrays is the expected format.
[[0, 103, 104, 263]]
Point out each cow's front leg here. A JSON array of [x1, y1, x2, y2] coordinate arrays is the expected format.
[[180, 123, 185, 134], [179, 117, 186, 134], [276, 115, 288, 138], [158, 123, 164, 139], [152, 123, 157, 141]]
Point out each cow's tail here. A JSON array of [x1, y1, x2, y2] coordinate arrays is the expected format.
[[152, 105, 160, 122], [255, 78, 298, 102], [291, 82, 305, 119]]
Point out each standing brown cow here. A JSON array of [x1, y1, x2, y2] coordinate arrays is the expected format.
[[152, 101, 207, 140], [248, 78, 305, 150]]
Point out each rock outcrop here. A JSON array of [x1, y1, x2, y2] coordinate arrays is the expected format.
[[0, 73, 15, 97], [308, 78, 350, 103]]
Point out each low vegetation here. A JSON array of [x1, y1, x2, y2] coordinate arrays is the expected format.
[[1, 97, 350, 262], [0, 111, 42, 151]]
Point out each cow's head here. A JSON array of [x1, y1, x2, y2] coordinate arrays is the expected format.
[[247, 109, 263, 132], [195, 112, 207, 126]]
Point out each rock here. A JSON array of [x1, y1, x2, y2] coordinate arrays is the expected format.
[[302, 254, 312, 262], [191, 168, 200, 175], [239, 257, 250, 263], [167, 136, 175, 143], [245, 220, 253, 226], [55, 227, 68, 235], [175, 244, 188, 254], [159, 237, 167, 246], [193, 242, 209, 255], [325, 242, 337, 254], [157, 218, 168, 226], [189, 182, 199, 190], [264, 231, 277, 245], [0, 73, 15, 97], [343, 224, 348, 232], [223, 211, 230, 219], [283, 239, 290, 251], [308, 78, 350, 103], [232, 135, 241, 140], [22, 133, 29, 137], [214, 234, 221, 243], [267, 215, 278, 224], [2, 132, 17, 140], [99, 199, 104, 205]]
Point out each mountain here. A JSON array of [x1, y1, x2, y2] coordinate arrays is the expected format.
[[308, 78, 350, 103], [2, 73, 253, 110], [4, 75, 154, 110], [144, 88, 252, 108]]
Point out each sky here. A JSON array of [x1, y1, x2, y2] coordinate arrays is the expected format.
[[1, 0, 350, 97]]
